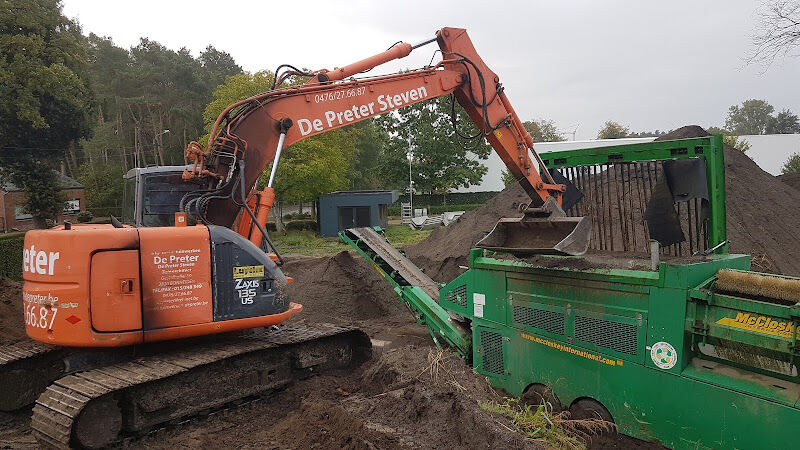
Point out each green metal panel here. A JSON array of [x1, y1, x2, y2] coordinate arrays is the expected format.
[[439, 271, 470, 317], [540, 135, 727, 254], [474, 325, 510, 378], [461, 254, 800, 448], [498, 325, 800, 450]]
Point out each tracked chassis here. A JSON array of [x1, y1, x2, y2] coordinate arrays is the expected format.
[[1, 325, 370, 449]]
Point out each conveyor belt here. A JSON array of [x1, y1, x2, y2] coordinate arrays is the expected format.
[[344, 227, 441, 301]]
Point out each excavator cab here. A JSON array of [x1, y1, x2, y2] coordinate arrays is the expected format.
[[122, 166, 203, 227]]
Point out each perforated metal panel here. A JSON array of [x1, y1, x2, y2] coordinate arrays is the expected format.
[[445, 284, 467, 307], [574, 315, 638, 355], [480, 330, 505, 375], [512, 305, 565, 335]]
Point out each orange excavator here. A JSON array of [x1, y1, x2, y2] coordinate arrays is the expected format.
[[4, 27, 590, 448]]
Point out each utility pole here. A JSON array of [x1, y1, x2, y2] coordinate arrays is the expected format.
[[134, 126, 141, 168], [153, 129, 170, 167], [407, 138, 413, 215]]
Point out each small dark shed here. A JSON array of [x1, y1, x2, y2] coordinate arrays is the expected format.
[[318, 190, 398, 237]]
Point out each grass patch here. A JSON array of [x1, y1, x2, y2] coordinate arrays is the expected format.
[[479, 398, 613, 449], [384, 225, 433, 246], [270, 225, 430, 257]]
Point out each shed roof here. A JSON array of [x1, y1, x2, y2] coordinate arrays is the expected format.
[[319, 190, 399, 203]]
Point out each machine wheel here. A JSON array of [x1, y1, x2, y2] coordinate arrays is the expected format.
[[520, 383, 562, 412], [569, 398, 614, 423]]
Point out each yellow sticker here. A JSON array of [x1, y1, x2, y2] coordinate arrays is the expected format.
[[521, 332, 621, 366], [233, 265, 265, 279], [493, 129, 503, 139], [715, 312, 798, 339]]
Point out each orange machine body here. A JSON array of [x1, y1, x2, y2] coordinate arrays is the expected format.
[[23, 224, 301, 347]]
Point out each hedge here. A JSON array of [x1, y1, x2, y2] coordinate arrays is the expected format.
[[387, 203, 482, 216], [396, 191, 499, 206], [0, 232, 25, 280], [286, 219, 318, 231]]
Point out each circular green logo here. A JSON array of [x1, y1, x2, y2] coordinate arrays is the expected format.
[[650, 342, 677, 369]]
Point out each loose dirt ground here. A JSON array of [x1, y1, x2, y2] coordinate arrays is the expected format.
[[0, 254, 654, 449]]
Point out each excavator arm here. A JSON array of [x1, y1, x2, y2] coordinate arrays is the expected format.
[[184, 27, 590, 256]]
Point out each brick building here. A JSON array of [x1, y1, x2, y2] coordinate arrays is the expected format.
[[0, 172, 86, 231]]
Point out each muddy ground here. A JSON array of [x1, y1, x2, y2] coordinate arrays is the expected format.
[[0, 253, 655, 449]]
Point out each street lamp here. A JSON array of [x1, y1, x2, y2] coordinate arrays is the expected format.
[[407, 147, 414, 215], [152, 129, 170, 166]]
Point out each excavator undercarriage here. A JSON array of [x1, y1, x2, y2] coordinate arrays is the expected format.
[[7, 325, 369, 449]]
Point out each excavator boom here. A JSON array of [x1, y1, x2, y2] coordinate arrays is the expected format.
[[185, 27, 591, 256]]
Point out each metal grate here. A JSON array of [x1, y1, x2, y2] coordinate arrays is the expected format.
[[557, 162, 709, 257], [512, 305, 565, 335], [480, 330, 505, 375], [444, 284, 467, 307], [574, 315, 638, 356]]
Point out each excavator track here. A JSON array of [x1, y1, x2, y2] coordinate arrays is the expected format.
[[30, 324, 371, 449], [0, 340, 64, 411]]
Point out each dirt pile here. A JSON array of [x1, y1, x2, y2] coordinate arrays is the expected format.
[[778, 173, 800, 191], [0, 278, 24, 346], [407, 125, 800, 279], [281, 251, 433, 347], [657, 128, 800, 276], [282, 251, 406, 323], [404, 184, 528, 282], [124, 347, 539, 450]]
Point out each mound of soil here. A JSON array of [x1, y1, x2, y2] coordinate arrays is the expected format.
[[404, 185, 528, 282], [654, 126, 800, 276], [126, 345, 539, 450], [407, 125, 800, 280], [280, 251, 433, 346], [282, 251, 406, 323], [778, 173, 800, 191], [0, 278, 25, 346]]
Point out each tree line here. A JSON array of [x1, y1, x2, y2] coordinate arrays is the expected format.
[[0, 0, 491, 226]]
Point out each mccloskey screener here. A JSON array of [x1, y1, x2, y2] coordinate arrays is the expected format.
[[342, 135, 800, 450]]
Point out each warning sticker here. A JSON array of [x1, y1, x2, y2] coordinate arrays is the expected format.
[[233, 265, 265, 279]]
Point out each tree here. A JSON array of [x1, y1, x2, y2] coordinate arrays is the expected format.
[[522, 119, 564, 142], [749, 0, 800, 66], [501, 169, 516, 186], [0, 0, 93, 227], [767, 109, 800, 134], [782, 152, 800, 174], [597, 121, 630, 139], [199, 46, 243, 91], [377, 95, 491, 195], [723, 135, 751, 152], [204, 71, 364, 228], [725, 99, 775, 135]]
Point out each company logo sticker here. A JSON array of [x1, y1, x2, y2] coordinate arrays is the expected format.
[[233, 265, 265, 279], [715, 312, 798, 339], [650, 341, 677, 369]]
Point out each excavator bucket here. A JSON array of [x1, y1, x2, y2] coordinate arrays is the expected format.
[[476, 198, 592, 256]]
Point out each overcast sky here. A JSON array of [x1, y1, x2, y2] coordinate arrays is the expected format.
[[62, 0, 799, 143]]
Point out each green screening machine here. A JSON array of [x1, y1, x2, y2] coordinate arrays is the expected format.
[[340, 135, 800, 449]]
